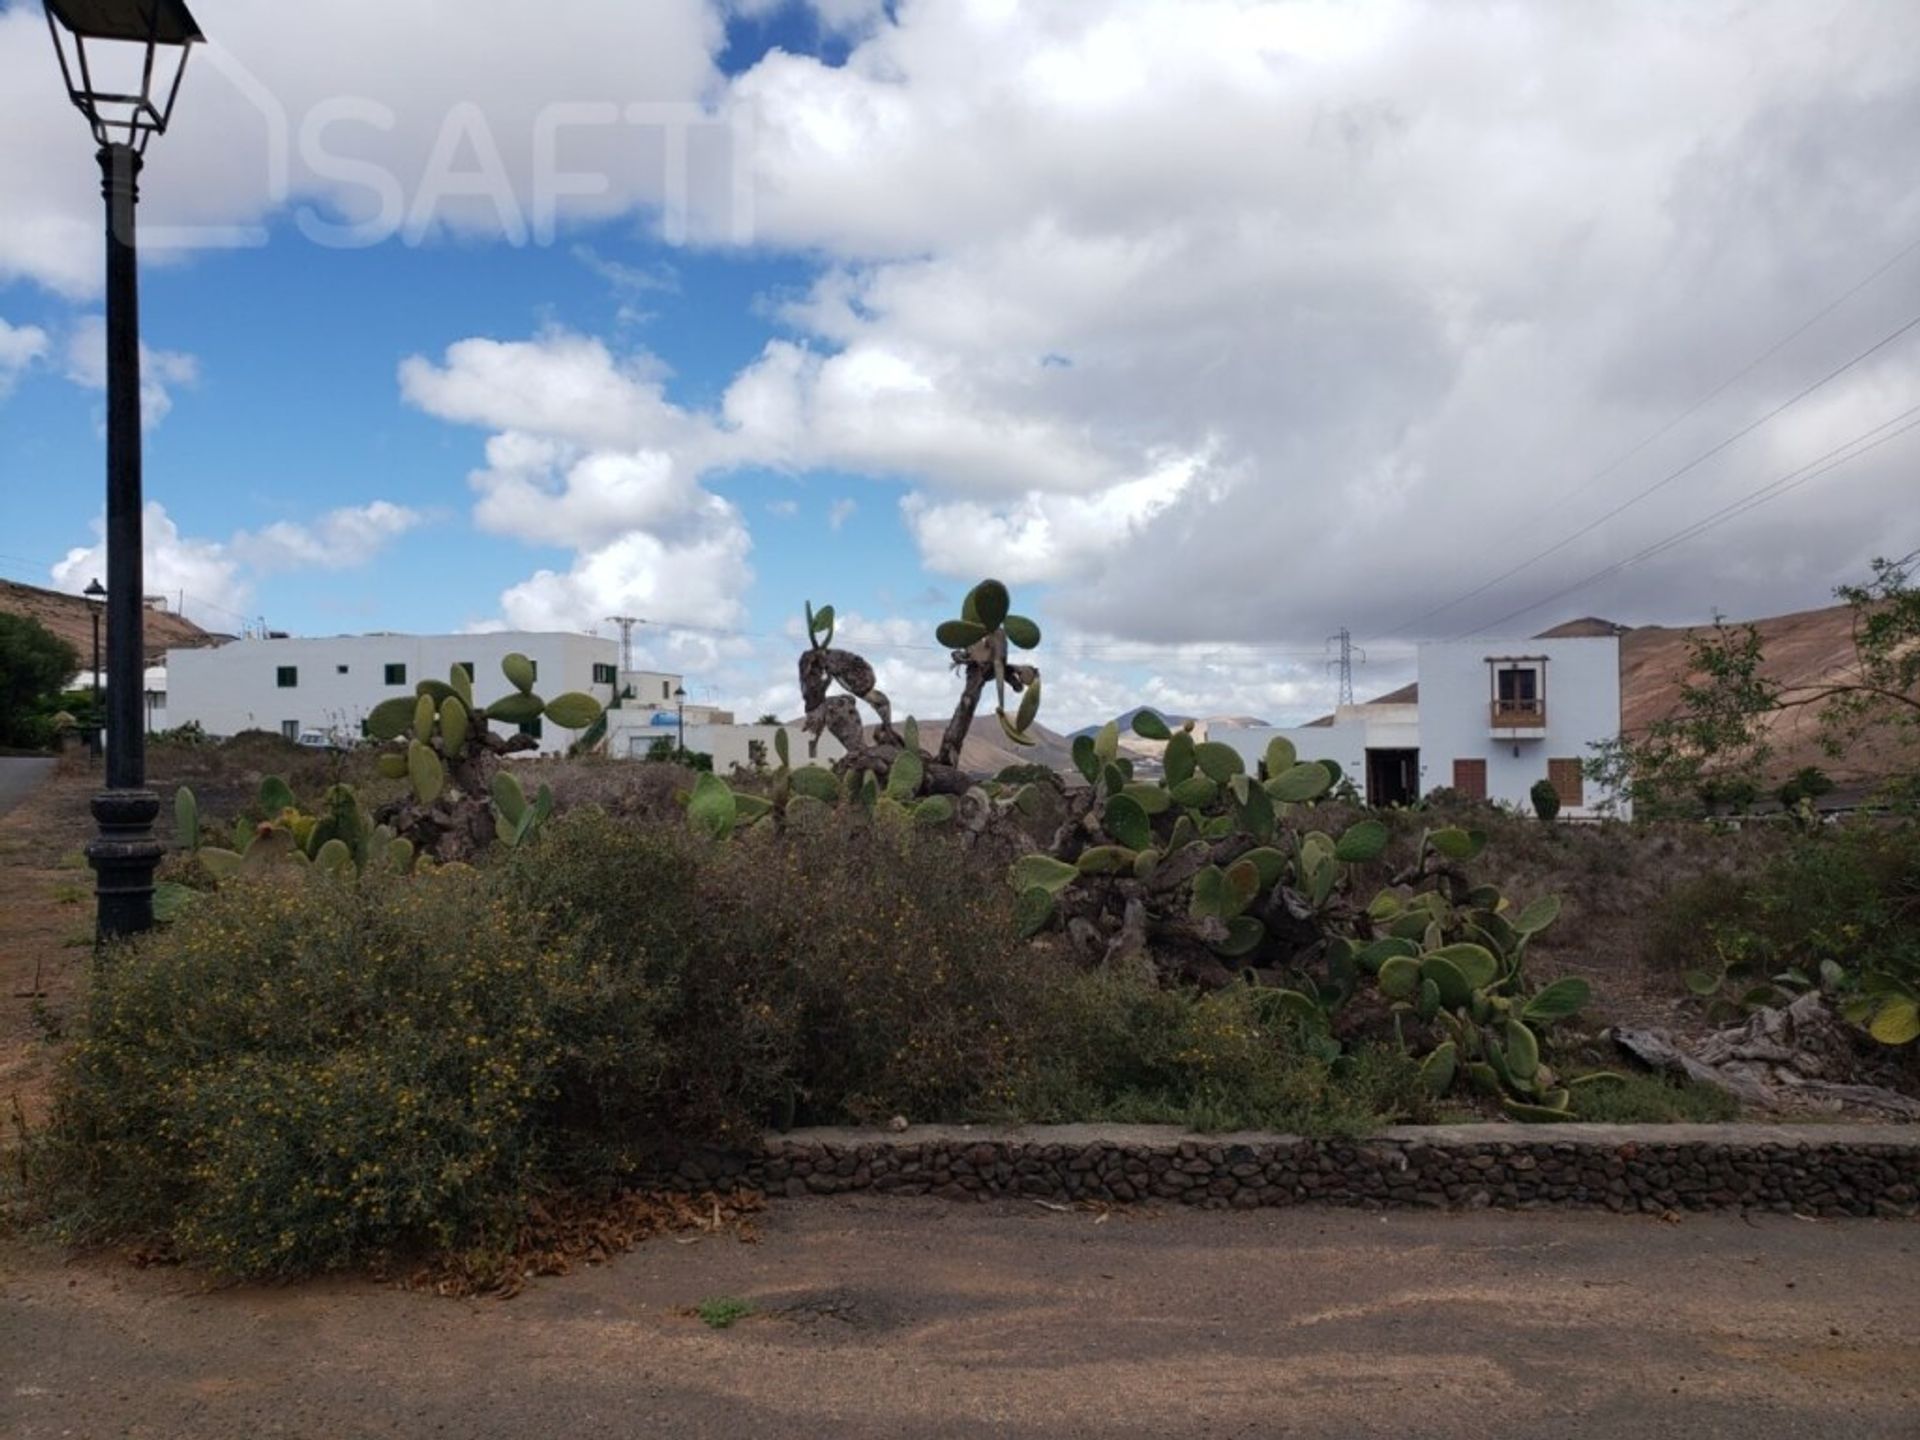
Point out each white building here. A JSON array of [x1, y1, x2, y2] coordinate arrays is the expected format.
[[601, 669, 846, 774], [165, 631, 619, 757], [1215, 635, 1628, 818], [73, 663, 171, 733]]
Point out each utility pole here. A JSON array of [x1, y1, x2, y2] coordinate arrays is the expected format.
[[606, 615, 640, 674], [1326, 626, 1365, 708]]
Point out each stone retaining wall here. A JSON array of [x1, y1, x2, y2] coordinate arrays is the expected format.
[[653, 1123, 1920, 1218]]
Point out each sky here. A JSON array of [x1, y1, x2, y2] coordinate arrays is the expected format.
[[1, 0, 1917, 731]]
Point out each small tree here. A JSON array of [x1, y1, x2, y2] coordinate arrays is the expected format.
[[0, 615, 81, 749], [1588, 554, 1920, 815], [1529, 777, 1560, 823]]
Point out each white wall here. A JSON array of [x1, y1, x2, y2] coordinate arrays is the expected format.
[[605, 713, 845, 773], [693, 722, 846, 775], [1417, 637, 1626, 817], [165, 632, 617, 756], [1216, 704, 1419, 791], [621, 670, 682, 707]]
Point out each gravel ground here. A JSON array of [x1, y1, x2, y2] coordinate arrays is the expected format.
[[4, 1197, 1915, 1439]]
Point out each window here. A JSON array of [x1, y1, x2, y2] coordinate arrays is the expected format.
[[1496, 667, 1537, 704], [592, 662, 617, 685], [518, 717, 543, 740], [1489, 658, 1546, 726], [456, 661, 474, 682], [280, 720, 299, 740], [1452, 758, 1487, 800], [276, 666, 298, 688], [384, 663, 407, 686], [1548, 758, 1585, 809], [662, 680, 670, 699], [337, 664, 349, 675]]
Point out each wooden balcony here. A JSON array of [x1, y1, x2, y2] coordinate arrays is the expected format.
[[1490, 699, 1546, 730]]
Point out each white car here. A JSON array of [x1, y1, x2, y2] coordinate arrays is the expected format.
[[295, 730, 346, 751]]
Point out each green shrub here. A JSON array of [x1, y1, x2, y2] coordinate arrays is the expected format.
[[1529, 778, 1560, 823], [1647, 819, 1920, 1048], [1563, 1074, 1739, 1124], [1014, 963, 1431, 1136], [1776, 766, 1835, 809], [30, 869, 579, 1277]]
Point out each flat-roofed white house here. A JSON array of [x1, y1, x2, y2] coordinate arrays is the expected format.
[[165, 631, 620, 757], [602, 670, 845, 774], [1214, 634, 1629, 818]]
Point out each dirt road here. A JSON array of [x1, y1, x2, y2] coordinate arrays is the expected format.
[[0, 757, 53, 818], [4, 1198, 1914, 1439]]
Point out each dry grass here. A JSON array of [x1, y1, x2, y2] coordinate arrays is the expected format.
[[1396, 800, 1793, 1033], [0, 758, 101, 1130]]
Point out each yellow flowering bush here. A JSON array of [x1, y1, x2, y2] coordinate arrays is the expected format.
[[33, 868, 584, 1277]]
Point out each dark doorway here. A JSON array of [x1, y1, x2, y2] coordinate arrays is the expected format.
[[1366, 748, 1419, 807]]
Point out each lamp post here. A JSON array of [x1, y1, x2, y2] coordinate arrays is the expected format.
[[83, 577, 106, 754], [44, 0, 204, 941], [673, 685, 687, 755]]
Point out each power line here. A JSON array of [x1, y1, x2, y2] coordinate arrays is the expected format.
[[1452, 401, 1920, 639], [1438, 232, 1920, 571], [1372, 301, 1920, 643]]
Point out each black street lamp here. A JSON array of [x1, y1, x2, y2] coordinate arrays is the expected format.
[[674, 685, 687, 755], [83, 577, 106, 754], [44, 0, 205, 940]]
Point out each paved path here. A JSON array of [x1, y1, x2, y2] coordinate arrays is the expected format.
[[0, 757, 53, 818], [4, 1199, 1915, 1439]]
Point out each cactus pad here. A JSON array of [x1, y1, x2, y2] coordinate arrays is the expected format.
[[544, 691, 602, 730], [502, 652, 536, 694]]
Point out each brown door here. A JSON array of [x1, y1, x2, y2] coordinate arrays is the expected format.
[[1452, 758, 1487, 800], [1548, 758, 1584, 808]]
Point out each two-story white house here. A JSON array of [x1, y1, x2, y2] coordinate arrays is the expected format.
[[165, 631, 619, 757], [1215, 634, 1629, 818]]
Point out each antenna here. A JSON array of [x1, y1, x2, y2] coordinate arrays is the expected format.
[[605, 615, 640, 673], [1326, 626, 1365, 707]]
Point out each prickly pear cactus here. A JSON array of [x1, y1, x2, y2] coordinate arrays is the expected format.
[[366, 657, 603, 861], [791, 578, 1039, 822], [181, 777, 417, 882]]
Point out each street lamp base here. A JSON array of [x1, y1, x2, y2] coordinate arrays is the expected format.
[[87, 787, 163, 942]]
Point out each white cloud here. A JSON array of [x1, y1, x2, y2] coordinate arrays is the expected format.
[[0, 0, 728, 295], [827, 496, 856, 531], [400, 329, 753, 631], [62, 316, 199, 428], [399, 332, 703, 454], [50, 500, 426, 628], [230, 501, 425, 572], [900, 453, 1209, 585], [707, 0, 1920, 641], [497, 513, 752, 633], [52, 503, 249, 624], [0, 315, 47, 397]]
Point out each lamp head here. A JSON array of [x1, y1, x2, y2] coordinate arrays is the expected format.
[[44, 0, 204, 152]]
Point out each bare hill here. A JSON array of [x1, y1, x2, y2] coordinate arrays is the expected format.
[[0, 577, 222, 667], [1617, 602, 1908, 785], [860, 719, 1075, 777]]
